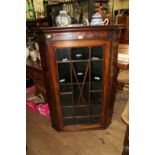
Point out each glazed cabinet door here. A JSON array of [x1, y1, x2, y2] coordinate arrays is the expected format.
[[48, 40, 110, 130]]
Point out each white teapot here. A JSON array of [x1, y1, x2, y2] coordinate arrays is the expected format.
[[90, 12, 109, 26]]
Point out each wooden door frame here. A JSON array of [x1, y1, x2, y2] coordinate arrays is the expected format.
[[48, 40, 111, 131]]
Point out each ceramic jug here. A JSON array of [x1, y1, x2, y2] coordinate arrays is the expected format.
[[26, 47, 30, 60], [34, 42, 39, 51], [30, 49, 38, 61], [55, 10, 71, 27]]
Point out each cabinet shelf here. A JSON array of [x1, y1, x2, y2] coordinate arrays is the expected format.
[[90, 90, 102, 93], [94, 0, 109, 2], [57, 59, 104, 64], [60, 92, 72, 95], [59, 90, 102, 94], [60, 81, 102, 86], [62, 104, 100, 108], [63, 115, 100, 119]]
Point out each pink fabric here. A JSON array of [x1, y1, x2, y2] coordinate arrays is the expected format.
[[26, 86, 50, 118], [36, 104, 50, 117], [26, 100, 38, 113], [26, 86, 36, 93]]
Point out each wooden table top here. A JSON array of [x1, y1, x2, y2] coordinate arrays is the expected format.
[[117, 44, 129, 70]]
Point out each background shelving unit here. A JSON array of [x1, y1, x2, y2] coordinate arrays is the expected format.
[[26, 0, 113, 27]]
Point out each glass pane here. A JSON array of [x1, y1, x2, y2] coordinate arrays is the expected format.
[[90, 92, 102, 105], [55, 48, 69, 62], [63, 118, 74, 126], [74, 106, 89, 116], [55, 45, 105, 126], [72, 84, 80, 105], [91, 82, 102, 90], [91, 46, 104, 60], [73, 84, 89, 106], [73, 62, 89, 83], [71, 47, 89, 60], [60, 84, 71, 92], [90, 105, 101, 115], [63, 117, 89, 126], [62, 107, 74, 117], [75, 117, 89, 125], [89, 116, 100, 124], [63, 113, 100, 125], [58, 63, 71, 84], [91, 61, 103, 80], [60, 94, 72, 106], [62, 106, 90, 118]]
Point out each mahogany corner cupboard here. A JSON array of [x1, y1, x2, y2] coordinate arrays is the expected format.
[[35, 25, 122, 131]]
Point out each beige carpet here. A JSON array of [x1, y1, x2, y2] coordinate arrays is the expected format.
[[26, 91, 128, 155]]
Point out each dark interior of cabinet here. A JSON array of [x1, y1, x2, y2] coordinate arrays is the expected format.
[[55, 46, 105, 126]]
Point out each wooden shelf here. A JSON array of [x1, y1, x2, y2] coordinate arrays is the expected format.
[[26, 18, 49, 27], [94, 0, 109, 3]]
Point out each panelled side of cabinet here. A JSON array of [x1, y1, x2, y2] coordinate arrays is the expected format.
[[100, 40, 111, 128], [48, 45, 63, 130], [102, 30, 121, 127], [35, 26, 122, 131], [108, 30, 120, 125], [37, 33, 63, 131]]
